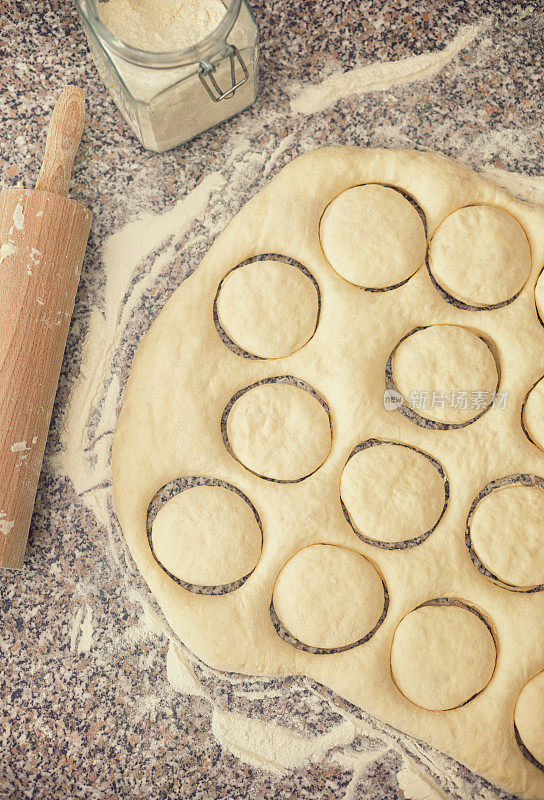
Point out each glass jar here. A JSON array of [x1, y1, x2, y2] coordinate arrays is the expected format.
[[75, 0, 259, 152]]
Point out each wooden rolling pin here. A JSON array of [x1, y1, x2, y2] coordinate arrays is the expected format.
[[0, 86, 92, 570]]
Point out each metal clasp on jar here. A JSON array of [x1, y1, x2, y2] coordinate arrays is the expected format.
[[199, 45, 249, 102]]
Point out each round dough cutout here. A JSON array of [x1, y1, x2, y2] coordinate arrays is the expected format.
[[470, 484, 544, 589], [216, 260, 319, 359], [515, 670, 544, 766], [151, 485, 261, 586], [320, 184, 427, 289], [535, 268, 544, 323], [273, 544, 385, 650], [340, 442, 446, 545], [429, 205, 531, 307], [391, 603, 496, 711], [391, 325, 498, 425], [226, 381, 331, 481], [523, 376, 544, 451]]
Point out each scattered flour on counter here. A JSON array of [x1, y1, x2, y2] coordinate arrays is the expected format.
[[99, 0, 226, 52], [480, 166, 544, 205], [51, 173, 226, 682], [52, 172, 226, 539], [123, 587, 167, 643], [163, 631, 463, 791], [263, 132, 296, 178], [211, 709, 358, 775], [69, 605, 94, 654], [397, 765, 449, 800], [290, 20, 489, 115], [166, 639, 206, 697]]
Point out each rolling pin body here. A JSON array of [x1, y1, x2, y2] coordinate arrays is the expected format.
[[0, 188, 91, 568]]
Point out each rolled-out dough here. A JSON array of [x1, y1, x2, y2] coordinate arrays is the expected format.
[[390, 603, 496, 712], [535, 269, 544, 323], [225, 381, 331, 482], [151, 485, 262, 586], [428, 205, 531, 307], [391, 324, 499, 425], [340, 441, 446, 545], [113, 148, 544, 799], [216, 259, 319, 359], [319, 184, 426, 289], [515, 670, 544, 766], [469, 484, 544, 589], [273, 544, 385, 650], [523, 377, 544, 451]]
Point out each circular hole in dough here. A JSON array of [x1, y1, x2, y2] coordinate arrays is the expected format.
[[469, 483, 544, 590], [225, 379, 332, 482], [515, 670, 544, 768], [340, 440, 447, 547], [150, 484, 262, 587], [215, 259, 320, 359], [319, 184, 427, 290], [273, 544, 386, 651], [391, 602, 496, 711], [390, 324, 499, 426], [522, 376, 544, 451], [428, 205, 531, 307]]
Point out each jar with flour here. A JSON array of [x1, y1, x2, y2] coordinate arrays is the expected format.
[[76, 0, 259, 152]]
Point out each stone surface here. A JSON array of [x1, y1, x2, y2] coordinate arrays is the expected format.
[[0, 1, 541, 798]]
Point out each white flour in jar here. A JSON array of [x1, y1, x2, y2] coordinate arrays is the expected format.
[[99, 0, 227, 52], [89, 0, 256, 151]]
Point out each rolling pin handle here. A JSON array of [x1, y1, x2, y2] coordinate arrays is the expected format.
[[35, 85, 86, 197]]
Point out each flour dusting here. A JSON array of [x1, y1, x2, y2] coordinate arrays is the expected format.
[[78, 606, 94, 653], [69, 605, 94, 653], [124, 588, 167, 643], [211, 708, 357, 775], [52, 172, 225, 524], [290, 21, 488, 115], [166, 639, 205, 697], [397, 765, 449, 800], [480, 166, 544, 205]]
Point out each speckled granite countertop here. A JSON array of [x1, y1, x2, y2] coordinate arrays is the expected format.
[[1, 2, 543, 798]]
